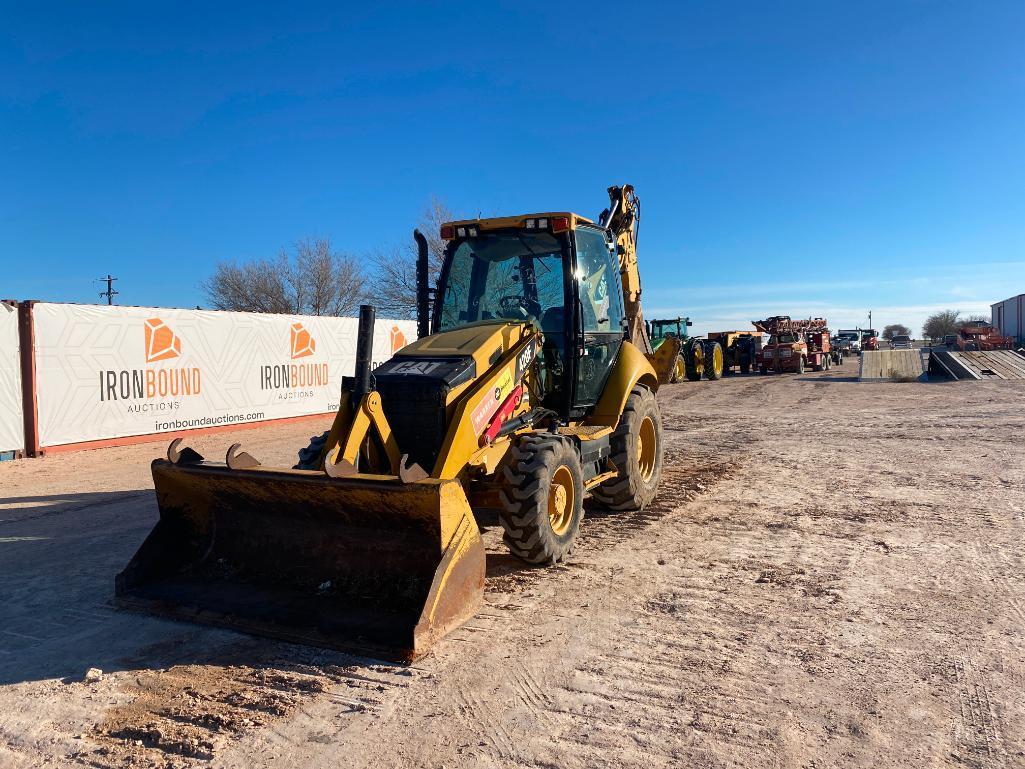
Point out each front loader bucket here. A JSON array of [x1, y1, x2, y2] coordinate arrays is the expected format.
[[115, 459, 485, 662]]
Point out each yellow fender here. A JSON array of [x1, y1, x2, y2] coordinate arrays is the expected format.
[[588, 341, 660, 428]]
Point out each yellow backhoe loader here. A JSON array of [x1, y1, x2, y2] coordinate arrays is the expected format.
[[116, 185, 676, 661]]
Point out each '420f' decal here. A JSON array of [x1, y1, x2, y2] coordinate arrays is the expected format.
[[516, 337, 539, 379]]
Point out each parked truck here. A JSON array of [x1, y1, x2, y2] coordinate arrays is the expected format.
[[834, 330, 861, 355], [754, 316, 833, 374], [956, 321, 1014, 351]]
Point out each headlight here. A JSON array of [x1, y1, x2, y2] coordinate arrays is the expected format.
[[762, 349, 773, 358], [780, 348, 793, 358]]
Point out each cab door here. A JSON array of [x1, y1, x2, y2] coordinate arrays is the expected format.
[[571, 226, 625, 409]]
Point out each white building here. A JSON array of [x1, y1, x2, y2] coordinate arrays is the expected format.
[[991, 293, 1024, 343]]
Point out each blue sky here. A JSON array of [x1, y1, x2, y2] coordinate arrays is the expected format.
[[2, 1, 1024, 335]]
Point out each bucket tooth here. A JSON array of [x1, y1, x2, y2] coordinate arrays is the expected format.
[[399, 455, 429, 484], [225, 443, 261, 470], [324, 455, 358, 478], [167, 438, 204, 465]]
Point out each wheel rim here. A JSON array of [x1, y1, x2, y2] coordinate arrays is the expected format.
[[692, 344, 704, 376], [673, 356, 686, 380], [548, 465, 575, 536], [637, 416, 657, 482], [712, 345, 723, 375]]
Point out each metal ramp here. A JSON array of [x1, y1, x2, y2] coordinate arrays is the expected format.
[[932, 349, 1025, 380], [859, 349, 927, 381]]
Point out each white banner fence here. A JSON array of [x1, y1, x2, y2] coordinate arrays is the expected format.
[[10, 302, 415, 454], [0, 302, 24, 455]]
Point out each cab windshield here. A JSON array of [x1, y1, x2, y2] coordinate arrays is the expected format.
[[651, 322, 681, 340], [768, 333, 799, 345], [436, 232, 566, 333]]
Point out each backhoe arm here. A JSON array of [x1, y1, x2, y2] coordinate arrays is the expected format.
[[602, 184, 653, 355]]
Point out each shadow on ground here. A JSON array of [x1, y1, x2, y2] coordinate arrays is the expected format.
[[0, 490, 374, 686], [795, 375, 860, 383]]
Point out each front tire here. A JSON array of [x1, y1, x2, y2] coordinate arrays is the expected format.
[[499, 436, 584, 565], [592, 385, 663, 511], [796, 356, 806, 374], [669, 354, 686, 384]]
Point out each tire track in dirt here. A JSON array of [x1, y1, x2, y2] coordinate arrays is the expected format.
[[951, 655, 1007, 768], [483, 457, 741, 599]]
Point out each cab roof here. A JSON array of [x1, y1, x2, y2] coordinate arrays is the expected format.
[[442, 212, 596, 232]]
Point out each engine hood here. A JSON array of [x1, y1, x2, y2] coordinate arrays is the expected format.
[[397, 321, 537, 377]]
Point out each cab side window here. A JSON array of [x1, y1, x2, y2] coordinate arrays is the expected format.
[[573, 227, 624, 407], [575, 227, 624, 333]]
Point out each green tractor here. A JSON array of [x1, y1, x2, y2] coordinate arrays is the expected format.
[[647, 317, 723, 383]]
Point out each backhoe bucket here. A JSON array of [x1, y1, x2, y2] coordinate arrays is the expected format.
[[115, 459, 485, 661]]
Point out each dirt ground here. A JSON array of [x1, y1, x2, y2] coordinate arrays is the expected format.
[[2, 366, 1024, 769]]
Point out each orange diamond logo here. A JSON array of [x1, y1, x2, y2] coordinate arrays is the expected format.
[[290, 323, 316, 359], [144, 318, 182, 363], [390, 325, 407, 354]]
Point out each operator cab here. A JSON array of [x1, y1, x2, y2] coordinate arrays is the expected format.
[[434, 215, 626, 418], [649, 318, 691, 344]]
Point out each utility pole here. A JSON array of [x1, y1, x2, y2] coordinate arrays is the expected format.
[[97, 275, 119, 305], [868, 310, 872, 330]]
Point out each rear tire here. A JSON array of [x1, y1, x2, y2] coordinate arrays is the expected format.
[[592, 385, 663, 511], [704, 341, 724, 380], [294, 431, 329, 470], [685, 341, 704, 381], [499, 436, 583, 565]]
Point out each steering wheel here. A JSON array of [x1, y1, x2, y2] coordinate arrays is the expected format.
[[499, 295, 539, 319]]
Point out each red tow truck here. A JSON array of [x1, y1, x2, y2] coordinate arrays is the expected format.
[[956, 321, 1013, 351], [754, 316, 834, 374]]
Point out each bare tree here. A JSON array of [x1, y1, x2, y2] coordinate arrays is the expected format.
[[882, 323, 911, 340], [203, 238, 367, 316], [922, 310, 961, 341], [369, 197, 455, 319]]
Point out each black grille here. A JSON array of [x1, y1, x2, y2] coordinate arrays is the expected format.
[[376, 376, 448, 472], [372, 355, 475, 473]]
